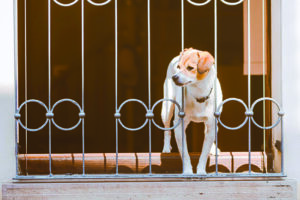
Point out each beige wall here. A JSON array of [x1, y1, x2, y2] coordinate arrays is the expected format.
[[0, 0, 300, 199], [0, 0, 16, 198], [282, 0, 300, 198]]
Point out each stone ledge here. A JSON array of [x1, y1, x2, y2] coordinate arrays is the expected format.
[[2, 178, 297, 200]]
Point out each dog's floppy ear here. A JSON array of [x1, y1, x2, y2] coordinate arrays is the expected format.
[[197, 51, 214, 74]]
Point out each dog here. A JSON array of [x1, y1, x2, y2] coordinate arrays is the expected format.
[[161, 48, 222, 174]]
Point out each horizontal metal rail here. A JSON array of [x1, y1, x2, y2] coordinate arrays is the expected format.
[[15, 173, 286, 180]]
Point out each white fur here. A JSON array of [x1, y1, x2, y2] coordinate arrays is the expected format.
[[161, 56, 223, 174]]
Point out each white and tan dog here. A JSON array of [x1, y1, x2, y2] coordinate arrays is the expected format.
[[161, 48, 222, 174]]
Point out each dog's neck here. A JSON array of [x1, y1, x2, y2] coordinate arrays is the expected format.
[[187, 65, 216, 102]]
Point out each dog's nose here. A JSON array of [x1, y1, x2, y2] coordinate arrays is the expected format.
[[172, 75, 179, 82]]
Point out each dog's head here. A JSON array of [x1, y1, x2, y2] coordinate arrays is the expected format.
[[172, 48, 214, 86]]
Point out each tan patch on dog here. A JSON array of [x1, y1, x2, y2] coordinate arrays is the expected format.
[[178, 48, 214, 81], [197, 51, 214, 74], [196, 71, 208, 80]]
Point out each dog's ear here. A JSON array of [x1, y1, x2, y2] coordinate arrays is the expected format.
[[197, 51, 214, 74]]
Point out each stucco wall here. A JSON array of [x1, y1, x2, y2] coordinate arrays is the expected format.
[[0, 0, 16, 198], [0, 0, 300, 199], [282, 0, 300, 198]]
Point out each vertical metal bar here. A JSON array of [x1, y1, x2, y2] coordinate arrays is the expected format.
[[262, 0, 266, 165], [281, 117, 284, 174], [215, 119, 218, 174], [114, 2, 118, 111], [81, 0, 85, 176], [115, 119, 118, 174], [48, 122, 52, 176], [24, 0, 28, 175], [115, 0, 118, 175], [14, 0, 19, 176], [280, 0, 284, 175], [181, 0, 184, 51], [247, 0, 252, 174], [48, 0, 52, 176], [81, 0, 84, 111], [181, 0, 185, 174], [147, 0, 152, 174], [248, 117, 251, 173], [148, 122, 152, 174], [15, 120, 19, 175], [181, 94, 185, 174], [214, 0, 218, 175], [82, 119, 85, 174], [147, 1, 151, 109]]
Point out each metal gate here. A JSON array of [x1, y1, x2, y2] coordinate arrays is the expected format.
[[14, 0, 284, 179]]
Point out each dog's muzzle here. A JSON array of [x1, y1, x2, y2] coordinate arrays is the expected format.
[[172, 74, 191, 86], [172, 75, 179, 82], [172, 75, 183, 86]]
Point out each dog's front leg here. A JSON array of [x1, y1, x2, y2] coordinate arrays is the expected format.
[[161, 100, 175, 153], [162, 131, 172, 153], [174, 118, 193, 174], [197, 118, 215, 175], [161, 78, 175, 153]]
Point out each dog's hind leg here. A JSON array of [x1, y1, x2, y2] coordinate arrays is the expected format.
[[209, 123, 220, 155], [161, 78, 175, 153], [197, 118, 216, 174], [209, 142, 221, 156]]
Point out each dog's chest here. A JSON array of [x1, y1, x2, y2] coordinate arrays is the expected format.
[[184, 94, 212, 122]]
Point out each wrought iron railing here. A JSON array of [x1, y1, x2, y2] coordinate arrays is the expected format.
[[14, 0, 284, 179]]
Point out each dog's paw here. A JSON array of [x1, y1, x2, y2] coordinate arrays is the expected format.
[[196, 168, 207, 175], [209, 143, 221, 156], [183, 167, 194, 175], [162, 145, 172, 153]]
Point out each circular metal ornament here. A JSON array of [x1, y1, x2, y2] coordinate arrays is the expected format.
[[186, 0, 212, 6], [51, 99, 83, 131], [86, 0, 112, 6], [16, 99, 49, 132], [216, 98, 249, 130], [117, 99, 149, 131], [220, 0, 244, 6], [53, 0, 80, 7], [250, 97, 283, 130], [151, 99, 182, 131]]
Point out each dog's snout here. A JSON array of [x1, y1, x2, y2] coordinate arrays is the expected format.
[[172, 75, 179, 82]]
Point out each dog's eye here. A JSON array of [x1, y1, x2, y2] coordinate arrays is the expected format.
[[186, 66, 194, 71], [177, 65, 180, 69]]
